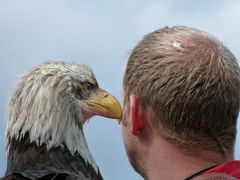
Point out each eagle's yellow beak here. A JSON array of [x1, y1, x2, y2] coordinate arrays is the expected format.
[[86, 88, 122, 123]]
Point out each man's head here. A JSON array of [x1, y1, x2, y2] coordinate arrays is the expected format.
[[121, 26, 240, 175]]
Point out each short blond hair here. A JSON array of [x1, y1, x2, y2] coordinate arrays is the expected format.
[[123, 26, 240, 156]]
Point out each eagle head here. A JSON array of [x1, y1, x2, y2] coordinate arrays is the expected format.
[[5, 61, 122, 173]]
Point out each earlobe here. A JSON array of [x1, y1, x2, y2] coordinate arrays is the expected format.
[[129, 95, 145, 136]]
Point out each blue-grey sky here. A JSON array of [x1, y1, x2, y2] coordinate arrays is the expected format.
[[0, 1, 240, 179]]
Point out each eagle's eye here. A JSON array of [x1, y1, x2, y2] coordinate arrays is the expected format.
[[85, 83, 92, 94]]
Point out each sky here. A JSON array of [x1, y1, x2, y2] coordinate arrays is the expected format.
[[0, 0, 240, 179]]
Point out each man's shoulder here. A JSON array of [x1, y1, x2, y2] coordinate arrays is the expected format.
[[194, 161, 240, 180], [193, 173, 237, 180]]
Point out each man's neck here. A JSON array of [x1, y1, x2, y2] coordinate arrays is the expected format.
[[144, 135, 232, 180]]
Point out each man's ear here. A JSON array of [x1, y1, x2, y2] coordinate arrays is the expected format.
[[129, 95, 145, 136]]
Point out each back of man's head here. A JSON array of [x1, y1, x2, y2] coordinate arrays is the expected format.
[[123, 26, 240, 157]]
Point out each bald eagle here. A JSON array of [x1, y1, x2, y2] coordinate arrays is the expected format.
[[2, 61, 122, 180]]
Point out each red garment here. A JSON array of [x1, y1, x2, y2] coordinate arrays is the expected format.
[[206, 160, 240, 179]]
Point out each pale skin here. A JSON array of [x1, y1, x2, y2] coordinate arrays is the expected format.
[[121, 95, 233, 180]]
